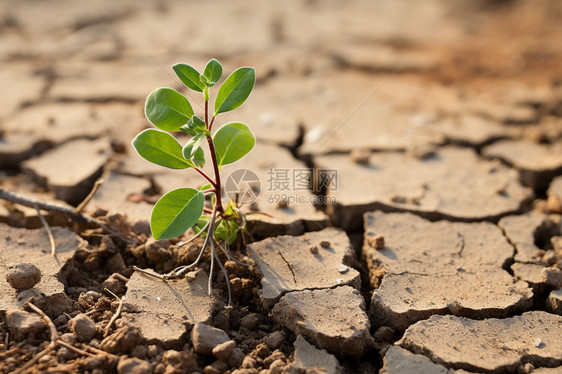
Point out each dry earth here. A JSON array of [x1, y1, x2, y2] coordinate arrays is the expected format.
[[1, 0, 562, 373]]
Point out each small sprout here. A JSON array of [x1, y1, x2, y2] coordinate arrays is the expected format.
[[132, 59, 256, 307], [319, 240, 330, 248], [368, 234, 385, 250]]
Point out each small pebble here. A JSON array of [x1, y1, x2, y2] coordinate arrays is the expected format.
[[228, 348, 245, 367], [534, 338, 544, 348], [337, 264, 349, 274], [350, 148, 370, 165], [319, 240, 330, 248], [6, 263, 41, 290], [309, 245, 318, 254], [368, 235, 385, 250], [69, 314, 97, 341], [263, 331, 285, 350]]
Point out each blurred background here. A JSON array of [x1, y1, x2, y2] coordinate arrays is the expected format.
[[0, 0, 561, 222]]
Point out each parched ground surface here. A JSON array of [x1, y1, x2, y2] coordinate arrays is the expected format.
[[1, 0, 562, 373]]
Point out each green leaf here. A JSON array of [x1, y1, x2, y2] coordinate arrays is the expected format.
[[214, 67, 255, 115], [145, 88, 194, 131], [132, 129, 193, 169], [182, 134, 206, 168], [180, 115, 208, 137], [172, 63, 203, 92], [182, 133, 205, 159], [198, 183, 212, 191], [213, 219, 239, 244], [192, 147, 205, 168], [203, 59, 222, 86], [194, 215, 211, 237], [213, 122, 255, 168], [150, 188, 204, 240]]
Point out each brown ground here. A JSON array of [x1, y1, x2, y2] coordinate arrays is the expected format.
[[1, 0, 562, 373]]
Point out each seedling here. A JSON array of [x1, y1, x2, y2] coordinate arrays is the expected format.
[[132, 59, 256, 306]]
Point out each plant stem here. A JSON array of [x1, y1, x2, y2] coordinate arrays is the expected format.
[[208, 115, 216, 132], [205, 100, 209, 129], [193, 167, 216, 188], [203, 95, 224, 215], [207, 136, 224, 214]]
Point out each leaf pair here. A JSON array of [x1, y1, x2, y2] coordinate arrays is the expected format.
[[132, 122, 255, 170], [173, 59, 255, 116], [173, 58, 223, 92]]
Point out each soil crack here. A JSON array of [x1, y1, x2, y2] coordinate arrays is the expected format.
[[277, 249, 297, 285]]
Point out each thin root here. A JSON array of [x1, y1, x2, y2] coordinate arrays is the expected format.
[[214, 241, 232, 307], [217, 241, 249, 267]]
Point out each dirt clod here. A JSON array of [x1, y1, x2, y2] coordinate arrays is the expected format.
[[547, 289, 562, 314], [272, 286, 374, 358], [6, 263, 41, 290], [6, 309, 47, 340], [117, 357, 152, 374], [212, 340, 236, 361], [240, 313, 259, 330], [247, 228, 360, 308], [381, 346, 451, 374], [367, 234, 385, 250], [292, 335, 341, 374], [100, 325, 142, 354]]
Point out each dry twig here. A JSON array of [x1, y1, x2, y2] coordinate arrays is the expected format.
[[75, 178, 103, 215], [103, 288, 124, 338], [0, 188, 136, 244], [33, 204, 56, 257]]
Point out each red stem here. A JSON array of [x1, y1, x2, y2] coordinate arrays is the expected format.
[[207, 136, 224, 214], [204, 101, 208, 129], [204, 97, 223, 215], [193, 167, 216, 188], [208, 115, 216, 132]]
